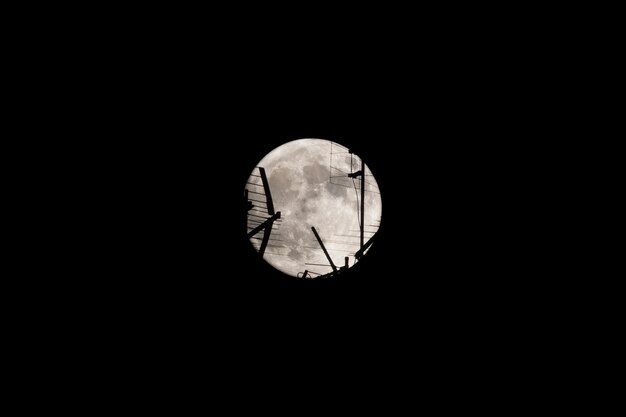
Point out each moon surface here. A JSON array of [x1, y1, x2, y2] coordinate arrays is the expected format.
[[245, 138, 382, 278]]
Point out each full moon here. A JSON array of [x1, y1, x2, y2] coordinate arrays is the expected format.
[[244, 138, 382, 279]]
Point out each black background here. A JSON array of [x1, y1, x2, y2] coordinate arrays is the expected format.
[[22, 5, 604, 405], [74, 14, 579, 392], [112, 63, 553, 330]]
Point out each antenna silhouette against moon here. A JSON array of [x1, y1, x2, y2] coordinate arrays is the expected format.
[[246, 167, 281, 258], [244, 138, 382, 279]]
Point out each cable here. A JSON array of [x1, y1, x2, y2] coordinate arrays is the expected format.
[[319, 248, 355, 254], [329, 180, 354, 189], [331, 166, 349, 175], [363, 179, 379, 188], [323, 240, 359, 246], [250, 236, 284, 242]]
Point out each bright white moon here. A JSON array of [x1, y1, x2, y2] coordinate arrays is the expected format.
[[245, 138, 382, 279]]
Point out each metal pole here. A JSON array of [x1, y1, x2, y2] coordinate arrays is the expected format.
[[360, 157, 365, 251]]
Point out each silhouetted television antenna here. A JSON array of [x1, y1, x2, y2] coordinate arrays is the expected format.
[[329, 142, 381, 263], [302, 226, 350, 279], [245, 167, 281, 258]]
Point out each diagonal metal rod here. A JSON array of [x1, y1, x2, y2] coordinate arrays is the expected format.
[[251, 168, 278, 258], [258, 224, 272, 257], [247, 212, 281, 239], [311, 227, 337, 273], [355, 233, 376, 260], [259, 167, 275, 216]]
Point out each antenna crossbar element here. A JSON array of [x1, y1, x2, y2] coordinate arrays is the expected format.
[[246, 166, 281, 257], [259, 167, 275, 215], [348, 158, 366, 253], [247, 212, 281, 238]]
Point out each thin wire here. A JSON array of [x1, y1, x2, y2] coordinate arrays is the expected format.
[[320, 248, 356, 254], [302, 245, 354, 252], [247, 227, 280, 232], [329, 178, 380, 194], [331, 141, 349, 152], [331, 166, 349, 175], [250, 212, 269, 218], [250, 236, 284, 242], [248, 225, 279, 232], [323, 240, 360, 246], [329, 180, 354, 189], [363, 179, 379, 189], [362, 188, 381, 195]]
